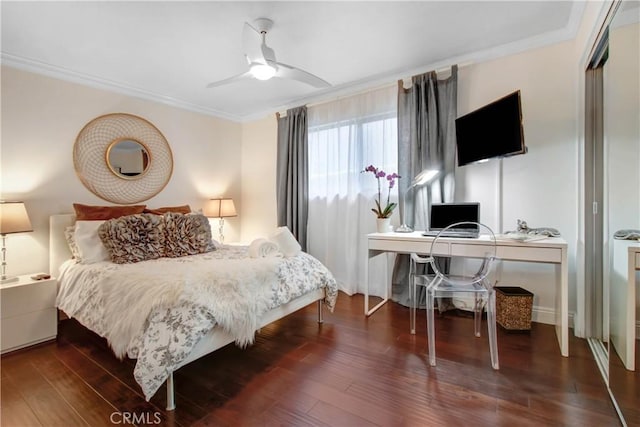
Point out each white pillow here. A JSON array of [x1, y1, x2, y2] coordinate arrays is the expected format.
[[74, 220, 109, 264], [269, 226, 301, 257]]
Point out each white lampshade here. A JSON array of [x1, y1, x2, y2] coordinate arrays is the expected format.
[[0, 201, 33, 235], [204, 198, 237, 218]]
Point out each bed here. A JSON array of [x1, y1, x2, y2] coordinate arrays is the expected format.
[[49, 213, 338, 410]]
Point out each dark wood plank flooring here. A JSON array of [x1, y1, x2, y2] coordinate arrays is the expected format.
[[609, 339, 640, 425], [1, 292, 620, 426]]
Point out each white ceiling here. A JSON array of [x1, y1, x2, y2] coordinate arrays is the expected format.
[[1, 1, 583, 122]]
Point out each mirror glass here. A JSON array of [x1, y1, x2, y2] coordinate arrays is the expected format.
[[605, 2, 639, 424], [106, 138, 150, 179]]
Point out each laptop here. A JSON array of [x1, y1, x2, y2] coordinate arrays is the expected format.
[[422, 202, 480, 238]]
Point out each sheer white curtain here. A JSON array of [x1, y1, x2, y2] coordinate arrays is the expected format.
[[307, 85, 397, 296]]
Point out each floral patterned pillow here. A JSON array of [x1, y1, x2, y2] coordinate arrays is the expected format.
[[163, 212, 215, 258], [98, 214, 165, 264]]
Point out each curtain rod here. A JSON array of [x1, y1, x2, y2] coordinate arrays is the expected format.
[[276, 81, 396, 118]]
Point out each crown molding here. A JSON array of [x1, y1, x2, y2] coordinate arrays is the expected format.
[[2, 1, 586, 124], [248, 2, 586, 123], [1, 52, 244, 123]]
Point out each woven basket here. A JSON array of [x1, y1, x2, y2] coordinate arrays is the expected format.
[[495, 286, 533, 331]]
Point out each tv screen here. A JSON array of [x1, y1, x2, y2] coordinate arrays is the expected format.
[[455, 90, 526, 167]]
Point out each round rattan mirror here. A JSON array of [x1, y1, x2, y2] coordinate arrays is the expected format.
[[106, 138, 151, 180], [73, 113, 173, 204]]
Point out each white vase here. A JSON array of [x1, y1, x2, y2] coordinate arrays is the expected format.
[[376, 217, 392, 233]]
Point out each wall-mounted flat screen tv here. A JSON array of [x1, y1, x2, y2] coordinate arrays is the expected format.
[[455, 90, 526, 167]]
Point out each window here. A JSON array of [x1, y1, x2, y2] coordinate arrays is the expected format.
[[306, 85, 397, 296], [308, 112, 398, 199]]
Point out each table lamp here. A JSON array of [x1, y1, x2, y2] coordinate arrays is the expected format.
[[0, 201, 33, 283], [396, 169, 439, 233], [204, 198, 237, 243]]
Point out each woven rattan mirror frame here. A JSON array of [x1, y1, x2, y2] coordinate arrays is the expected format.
[[73, 113, 173, 204]]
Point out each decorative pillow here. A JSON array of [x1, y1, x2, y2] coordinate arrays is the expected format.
[[163, 212, 215, 258], [74, 220, 110, 264], [64, 226, 82, 260], [98, 214, 165, 264], [73, 203, 146, 220], [143, 205, 191, 215]]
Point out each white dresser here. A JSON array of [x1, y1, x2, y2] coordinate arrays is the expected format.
[[1, 275, 57, 354], [610, 240, 640, 371]]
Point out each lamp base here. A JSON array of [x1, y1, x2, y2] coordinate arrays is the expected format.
[[395, 224, 414, 233], [1, 276, 19, 284]]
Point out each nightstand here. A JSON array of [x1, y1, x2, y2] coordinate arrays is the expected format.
[[1, 275, 57, 354]]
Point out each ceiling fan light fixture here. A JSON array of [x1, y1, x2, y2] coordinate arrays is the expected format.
[[250, 63, 276, 80], [206, 19, 330, 89]]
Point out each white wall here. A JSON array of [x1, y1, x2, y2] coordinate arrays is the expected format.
[[1, 66, 242, 276], [239, 115, 278, 242], [604, 21, 640, 325], [605, 22, 640, 240], [456, 40, 579, 324]]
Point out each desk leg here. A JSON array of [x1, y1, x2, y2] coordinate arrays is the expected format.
[[555, 248, 569, 357], [365, 249, 389, 316], [624, 250, 636, 370]]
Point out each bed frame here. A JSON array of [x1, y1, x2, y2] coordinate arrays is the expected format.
[[49, 214, 324, 410]]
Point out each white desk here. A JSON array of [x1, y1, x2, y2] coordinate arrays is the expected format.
[[365, 232, 569, 357], [611, 240, 640, 371]]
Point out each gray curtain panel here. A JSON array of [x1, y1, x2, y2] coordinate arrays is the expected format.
[[276, 106, 309, 251], [392, 66, 458, 307]]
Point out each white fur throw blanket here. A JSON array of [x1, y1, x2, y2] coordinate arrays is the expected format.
[[101, 257, 280, 359]]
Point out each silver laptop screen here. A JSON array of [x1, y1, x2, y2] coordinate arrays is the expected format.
[[429, 203, 480, 230]]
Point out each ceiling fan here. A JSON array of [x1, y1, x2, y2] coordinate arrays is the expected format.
[[206, 18, 331, 89]]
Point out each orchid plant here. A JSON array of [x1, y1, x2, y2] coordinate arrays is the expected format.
[[362, 165, 401, 218]]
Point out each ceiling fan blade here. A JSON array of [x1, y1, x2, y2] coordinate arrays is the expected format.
[[210, 19, 328, 89], [242, 22, 266, 65], [261, 44, 277, 64], [206, 71, 253, 89], [275, 62, 331, 88]]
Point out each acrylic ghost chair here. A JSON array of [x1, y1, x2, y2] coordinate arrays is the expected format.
[[409, 221, 499, 369]]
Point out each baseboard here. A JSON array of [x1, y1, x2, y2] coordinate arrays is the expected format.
[[453, 300, 572, 329], [531, 306, 574, 329], [530, 307, 633, 338]]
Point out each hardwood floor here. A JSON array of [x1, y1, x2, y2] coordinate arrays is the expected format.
[[1, 292, 620, 426], [609, 340, 640, 425]]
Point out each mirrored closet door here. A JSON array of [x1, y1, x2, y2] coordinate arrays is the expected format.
[[588, 1, 639, 425], [604, 1, 639, 425]]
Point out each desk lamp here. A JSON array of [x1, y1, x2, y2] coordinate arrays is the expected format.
[[396, 169, 439, 233], [204, 198, 237, 243], [0, 201, 33, 283]]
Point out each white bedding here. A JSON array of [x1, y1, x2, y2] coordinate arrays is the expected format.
[[56, 244, 337, 400]]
